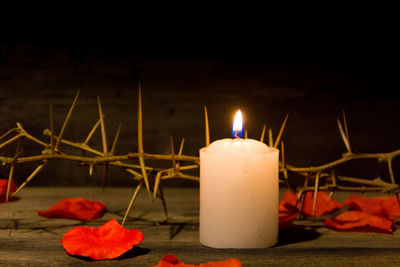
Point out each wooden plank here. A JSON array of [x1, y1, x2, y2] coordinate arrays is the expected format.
[[1, 187, 400, 266]]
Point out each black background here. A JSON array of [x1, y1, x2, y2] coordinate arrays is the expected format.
[[1, 11, 399, 186]]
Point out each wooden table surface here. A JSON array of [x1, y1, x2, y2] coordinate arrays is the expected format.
[[1, 187, 400, 266]]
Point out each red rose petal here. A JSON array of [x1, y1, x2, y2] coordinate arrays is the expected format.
[[37, 198, 106, 221], [153, 254, 188, 267], [324, 210, 395, 233], [197, 258, 242, 267], [61, 218, 144, 260], [344, 195, 400, 219], [279, 201, 299, 228], [152, 254, 242, 267], [0, 179, 17, 203], [160, 254, 183, 265], [281, 190, 298, 207], [282, 190, 343, 216]]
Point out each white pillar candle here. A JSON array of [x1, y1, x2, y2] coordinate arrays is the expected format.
[[199, 111, 279, 248]]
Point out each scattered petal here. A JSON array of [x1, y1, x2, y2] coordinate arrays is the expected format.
[[279, 201, 299, 228], [282, 190, 343, 216], [61, 218, 144, 260], [344, 195, 400, 219], [38, 198, 106, 221], [159, 254, 182, 265], [0, 179, 17, 202], [281, 190, 299, 207], [197, 258, 242, 267], [152, 254, 242, 267], [324, 211, 395, 234]]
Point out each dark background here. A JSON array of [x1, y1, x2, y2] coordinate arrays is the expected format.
[[0, 15, 399, 187]]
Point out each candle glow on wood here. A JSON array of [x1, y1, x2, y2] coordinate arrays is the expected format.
[[200, 110, 279, 248]]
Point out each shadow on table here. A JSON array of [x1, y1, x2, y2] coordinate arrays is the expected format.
[[69, 246, 151, 261], [117, 246, 151, 259], [276, 226, 321, 246]]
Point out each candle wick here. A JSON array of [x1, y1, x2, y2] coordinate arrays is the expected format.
[[234, 132, 240, 139]]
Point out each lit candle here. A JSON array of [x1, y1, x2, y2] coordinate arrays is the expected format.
[[200, 110, 279, 248]]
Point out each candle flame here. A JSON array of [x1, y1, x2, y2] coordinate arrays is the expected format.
[[232, 110, 243, 138]]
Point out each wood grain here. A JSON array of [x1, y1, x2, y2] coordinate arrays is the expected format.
[[1, 187, 400, 266]]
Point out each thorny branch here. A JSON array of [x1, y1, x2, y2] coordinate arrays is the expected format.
[[280, 110, 400, 216], [1, 90, 399, 222]]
